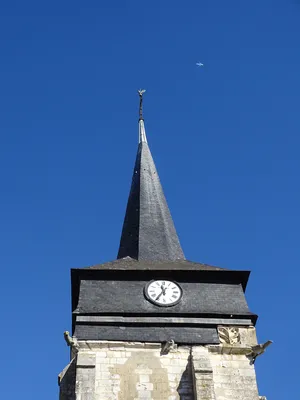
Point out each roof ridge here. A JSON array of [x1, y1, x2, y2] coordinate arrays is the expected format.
[[82, 257, 227, 271]]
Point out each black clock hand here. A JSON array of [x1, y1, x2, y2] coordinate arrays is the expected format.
[[161, 285, 166, 295], [154, 285, 169, 302], [155, 290, 164, 301]]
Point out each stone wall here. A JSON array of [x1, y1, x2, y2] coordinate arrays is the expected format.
[[75, 342, 194, 400], [59, 326, 267, 400], [207, 348, 259, 400]]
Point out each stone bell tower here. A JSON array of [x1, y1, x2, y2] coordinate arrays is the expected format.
[[58, 91, 270, 400]]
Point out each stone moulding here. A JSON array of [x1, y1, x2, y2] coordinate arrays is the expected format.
[[208, 344, 252, 356], [76, 315, 254, 325], [74, 339, 163, 351], [72, 339, 257, 355]]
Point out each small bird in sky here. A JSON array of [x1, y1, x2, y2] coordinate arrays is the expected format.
[[196, 62, 204, 67]]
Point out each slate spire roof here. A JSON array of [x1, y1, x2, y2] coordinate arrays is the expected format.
[[117, 90, 185, 261]]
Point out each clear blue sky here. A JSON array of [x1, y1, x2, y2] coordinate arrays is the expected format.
[[0, 1, 299, 398]]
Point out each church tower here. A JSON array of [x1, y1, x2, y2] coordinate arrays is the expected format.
[[59, 91, 269, 400]]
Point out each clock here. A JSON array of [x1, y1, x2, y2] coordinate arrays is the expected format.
[[145, 280, 182, 306]]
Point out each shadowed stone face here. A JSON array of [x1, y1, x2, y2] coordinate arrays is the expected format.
[[59, 358, 76, 400]]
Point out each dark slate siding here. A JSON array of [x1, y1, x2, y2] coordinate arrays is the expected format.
[[117, 140, 184, 261], [74, 325, 219, 344], [117, 146, 141, 261], [76, 279, 250, 315]]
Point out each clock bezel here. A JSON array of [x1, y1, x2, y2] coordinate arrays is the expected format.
[[144, 279, 183, 307]]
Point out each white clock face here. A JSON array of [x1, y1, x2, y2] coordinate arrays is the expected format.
[[145, 280, 182, 306]]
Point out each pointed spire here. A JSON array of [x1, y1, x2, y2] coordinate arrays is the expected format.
[[139, 119, 147, 143], [117, 91, 185, 261], [138, 89, 147, 143], [138, 89, 146, 121]]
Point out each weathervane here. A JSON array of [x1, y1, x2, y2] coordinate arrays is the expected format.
[[138, 89, 146, 120]]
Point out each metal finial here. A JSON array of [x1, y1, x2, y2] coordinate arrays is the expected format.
[[138, 89, 146, 120]]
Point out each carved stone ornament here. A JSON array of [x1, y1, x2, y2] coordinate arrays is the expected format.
[[218, 327, 241, 345]]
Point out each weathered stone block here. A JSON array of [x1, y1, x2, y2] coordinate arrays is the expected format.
[[77, 353, 96, 367]]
